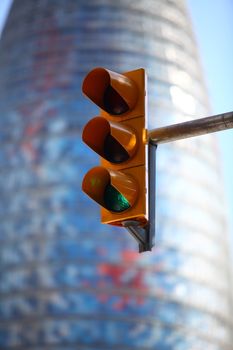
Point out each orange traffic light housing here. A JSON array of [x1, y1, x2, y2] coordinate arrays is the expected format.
[[81, 67, 155, 252], [82, 67, 148, 228]]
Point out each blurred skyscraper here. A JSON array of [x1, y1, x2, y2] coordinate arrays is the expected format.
[[0, 0, 232, 349]]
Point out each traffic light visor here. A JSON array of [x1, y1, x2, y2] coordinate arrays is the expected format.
[[82, 67, 138, 115], [82, 117, 137, 163], [82, 166, 138, 212]]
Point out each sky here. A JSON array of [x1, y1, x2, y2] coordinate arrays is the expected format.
[[0, 0, 12, 35], [0, 0, 232, 245], [188, 0, 233, 247]]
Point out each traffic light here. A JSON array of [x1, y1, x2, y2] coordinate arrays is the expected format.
[[82, 67, 150, 249]]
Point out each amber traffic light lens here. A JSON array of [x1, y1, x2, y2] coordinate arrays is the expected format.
[[104, 183, 130, 212], [103, 85, 129, 115], [104, 134, 129, 163]]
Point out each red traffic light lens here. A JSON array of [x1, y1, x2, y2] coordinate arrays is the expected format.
[[82, 68, 138, 115], [103, 85, 129, 115]]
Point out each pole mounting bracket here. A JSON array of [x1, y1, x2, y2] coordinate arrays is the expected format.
[[122, 143, 156, 253]]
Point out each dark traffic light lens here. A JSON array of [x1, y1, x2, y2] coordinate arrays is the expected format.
[[104, 134, 129, 163], [104, 183, 130, 212], [103, 85, 129, 115]]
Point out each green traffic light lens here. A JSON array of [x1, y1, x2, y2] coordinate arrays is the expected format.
[[103, 85, 129, 115], [104, 183, 130, 212], [104, 134, 129, 163]]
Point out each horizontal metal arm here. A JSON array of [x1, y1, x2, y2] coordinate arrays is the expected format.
[[148, 111, 233, 145]]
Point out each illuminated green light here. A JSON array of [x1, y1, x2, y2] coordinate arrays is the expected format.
[[104, 183, 130, 212]]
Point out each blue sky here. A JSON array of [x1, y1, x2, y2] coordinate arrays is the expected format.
[[188, 0, 233, 246], [0, 0, 232, 245], [0, 0, 12, 35]]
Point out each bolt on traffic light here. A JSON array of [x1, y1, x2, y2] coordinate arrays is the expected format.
[[82, 67, 148, 228]]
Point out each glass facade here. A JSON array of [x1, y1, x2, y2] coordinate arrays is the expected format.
[[0, 0, 232, 349]]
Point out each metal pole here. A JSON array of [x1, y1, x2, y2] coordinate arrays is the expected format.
[[148, 111, 233, 145], [147, 142, 156, 250]]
